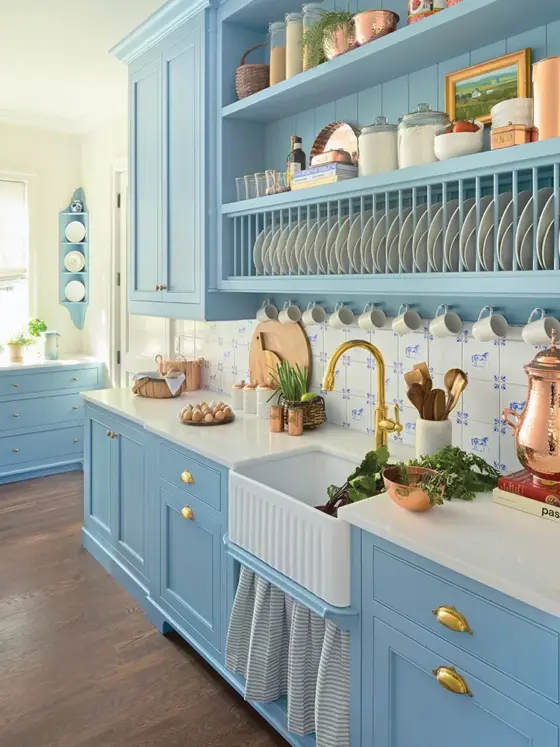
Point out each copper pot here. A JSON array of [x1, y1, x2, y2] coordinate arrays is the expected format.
[[504, 330, 560, 485], [323, 23, 355, 60], [353, 10, 399, 45], [383, 466, 442, 512]]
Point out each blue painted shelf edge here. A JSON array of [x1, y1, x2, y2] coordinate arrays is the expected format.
[[59, 188, 89, 330]]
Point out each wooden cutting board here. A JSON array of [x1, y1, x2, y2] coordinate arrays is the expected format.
[[249, 321, 311, 386]]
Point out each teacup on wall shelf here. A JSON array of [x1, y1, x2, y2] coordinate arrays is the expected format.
[[59, 188, 89, 329]]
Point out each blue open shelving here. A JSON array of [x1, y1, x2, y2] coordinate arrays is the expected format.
[[59, 188, 89, 330]]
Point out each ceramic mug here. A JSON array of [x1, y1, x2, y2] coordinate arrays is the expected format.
[[302, 301, 326, 326], [279, 300, 302, 324], [256, 298, 278, 322], [358, 303, 386, 331], [329, 302, 355, 329], [522, 308, 560, 346], [472, 306, 508, 342], [429, 304, 463, 338], [392, 304, 421, 336]]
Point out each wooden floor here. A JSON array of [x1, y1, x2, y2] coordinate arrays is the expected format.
[[0, 472, 285, 747]]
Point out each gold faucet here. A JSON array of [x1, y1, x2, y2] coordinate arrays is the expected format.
[[322, 340, 403, 449]]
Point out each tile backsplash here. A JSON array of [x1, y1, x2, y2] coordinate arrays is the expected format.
[[176, 318, 538, 475]]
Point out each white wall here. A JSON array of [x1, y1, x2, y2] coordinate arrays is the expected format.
[[0, 122, 83, 353]]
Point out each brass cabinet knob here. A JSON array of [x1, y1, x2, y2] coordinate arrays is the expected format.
[[13, 448, 19, 453], [180, 470, 194, 484], [432, 605, 473, 634], [12, 413, 19, 418], [73, 377, 79, 381], [433, 666, 472, 697], [12, 383, 19, 388], [160, 285, 166, 290], [111, 432, 117, 439], [107, 430, 112, 437], [72, 405, 79, 410], [181, 506, 194, 520], [155, 284, 161, 291]]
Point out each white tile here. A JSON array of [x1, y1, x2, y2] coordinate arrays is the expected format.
[[324, 326, 348, 358], [400, 331, 428, 367], [345, 360, 371, 399], [221, 368, 235, 395], [462, 378, 500, 425], [429, 335, 462, 375], [234, 344, 249, 376], [234, 321, 253, 344], [463, 419, 500, 467], [501, 383, 528, 419], [323, 390, 346, 426], [204, 364, 221, 393], [304, 323, 324, 356], [400, 406, 418, 449], [500, 430, 521, 474], [347, 395, 371, 434], [451, 416, 463, 449], [310, 355, 325, 390], [373, 329, 399, 366], [499, 339, 532, 386], [345, 328, 376, 364], [462, 338, 500, 381]]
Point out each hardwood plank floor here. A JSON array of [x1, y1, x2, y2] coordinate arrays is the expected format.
[[0, 472, 286, 747]]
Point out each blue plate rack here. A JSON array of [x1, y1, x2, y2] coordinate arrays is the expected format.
[[59, 188, 89, 329]]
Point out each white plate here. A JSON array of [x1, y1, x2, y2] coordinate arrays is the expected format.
[[304, 222, 320, 274], [515, 188, 554, 268], [286, 222, 303, 275], [537, 191, 557, 266], [498, 223, 514, 270], [267, 228, 282, 275], [64, 250, 85, 272], [371, 208, 398, 273], [476, 192, 513, 269], [326, 221, 340, 274], [540, 220, 559, 270], [387, 236, 399, 274], [348, 212, 372, 272], [444, 198, 475, 270], [387, 208, 411, 254], [428, 228, 444, 272], [294, 224, 309, 273], [497, 191, 531, 249], [462, 227, 477, 271], [276, 224, 292, 274], [65, 280, 86, 302], [360, 213, 381, 273], [335, 217, 351, 274], [373, 237, 387, 273], [399, 204, 427, 264], [253, 229, 269, 275], [412, 205, 436, 262], [65, 220, 86, 243], [413, 230, 429, 272], [261, 229, 275, 275], [445, 232, 460, 272], [480, 228, 495, 271], [459, 196, 492, 260], [518, 225, 535, 270], [427, 200, 459, 268], [314, 218, 332, 274], [399, 235, 414, 273]]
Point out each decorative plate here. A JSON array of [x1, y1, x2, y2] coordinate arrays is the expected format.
[[64, 250, 85, 272], [65, 220, 86, 243], [65, 280, 86, 302], [310, 122, 359, 166]]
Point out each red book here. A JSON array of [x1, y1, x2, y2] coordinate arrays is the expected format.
[[498, 470, 560, 506]]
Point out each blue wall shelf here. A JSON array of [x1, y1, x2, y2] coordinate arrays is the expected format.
[[59, 188, 89, 330]]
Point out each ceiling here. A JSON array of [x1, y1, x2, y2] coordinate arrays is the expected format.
[[0, 0, 167, 133]]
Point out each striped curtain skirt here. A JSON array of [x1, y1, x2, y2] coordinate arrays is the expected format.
[[225, 566, 351, 747]]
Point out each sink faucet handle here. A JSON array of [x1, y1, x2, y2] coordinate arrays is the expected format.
[[392, 403, 403, 434]]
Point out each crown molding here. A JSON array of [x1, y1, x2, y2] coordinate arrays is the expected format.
[[111, 0, 213, 64]]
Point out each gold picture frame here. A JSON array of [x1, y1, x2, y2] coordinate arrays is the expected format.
[[445, 49, 532, 125]]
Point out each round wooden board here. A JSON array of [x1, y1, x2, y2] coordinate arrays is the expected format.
[[249, 321, 311, 386]]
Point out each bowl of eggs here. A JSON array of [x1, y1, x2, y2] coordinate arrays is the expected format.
[[179, 400, 234, 425]]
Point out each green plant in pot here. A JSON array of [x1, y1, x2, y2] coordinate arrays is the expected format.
[[8, 332, 33, 363], [28, 318, 47, 338], [302, 8, 355, 69], [269, 360, 325, 429]]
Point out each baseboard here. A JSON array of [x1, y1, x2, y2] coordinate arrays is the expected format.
[[0, 461, 82, 486]]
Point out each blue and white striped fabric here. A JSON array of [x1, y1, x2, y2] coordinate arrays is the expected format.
[[225, 566, 350, 747]]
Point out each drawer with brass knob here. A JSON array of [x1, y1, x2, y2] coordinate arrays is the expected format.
[[159, 443, 222, 511], [0, 367, 99, 397], [1, 425, 83, 467], [0, 393, 85, 434]]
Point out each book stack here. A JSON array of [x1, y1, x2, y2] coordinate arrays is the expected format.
[[291, 163, 358, 191], [492, 469, 560, 524]]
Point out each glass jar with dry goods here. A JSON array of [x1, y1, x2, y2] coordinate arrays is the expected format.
[[285, 12, 303, 79], [302, 3, 324, 71], [269, 21, 286, 86], [359, 116, 398, 176], [398, 103, 450, 169]]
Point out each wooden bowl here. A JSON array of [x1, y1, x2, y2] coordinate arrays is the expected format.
[[383, 466, 442, 512]]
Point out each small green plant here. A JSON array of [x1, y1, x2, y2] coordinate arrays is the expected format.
[[302, 7, 355, 69], [412, 446, 500, 502], [9, 333, 33, 346], [28, 318, 47, 337], [270, 361, 308, 403]]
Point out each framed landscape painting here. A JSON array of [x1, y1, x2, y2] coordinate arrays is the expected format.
[[445, 49, 532, 124]]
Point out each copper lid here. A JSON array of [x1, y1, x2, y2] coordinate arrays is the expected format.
[[525, 329, 560, 372]]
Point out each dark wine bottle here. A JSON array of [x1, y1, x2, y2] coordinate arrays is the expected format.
[[287, 135, 306, 186]]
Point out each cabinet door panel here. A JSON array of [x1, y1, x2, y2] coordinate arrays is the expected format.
[[368, 619, 557, 747], [129, 57, 162, 302], [114, 421, 148, 582], [161, 21, 203, 305], [85, 411, 114, 543], [159, 483, 221, 650]]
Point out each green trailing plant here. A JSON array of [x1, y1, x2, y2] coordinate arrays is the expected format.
[[302, 7, 355, 69], [269, 361, 308, 403], [28, 318, 47, 337], [9, 333, 33, 347]]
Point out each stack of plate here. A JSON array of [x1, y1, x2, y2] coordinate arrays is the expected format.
[[250, 191, 560, 276]]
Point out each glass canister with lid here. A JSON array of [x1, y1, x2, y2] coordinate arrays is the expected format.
[[285, 12, 303, 78], [302, 2, 324, 71], [398, 103, 450, 169], [269, 21, 286, 86], [358, 116, 398, 176]]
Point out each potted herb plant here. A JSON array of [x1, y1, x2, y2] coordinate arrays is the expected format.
[[302, 7, 355, 68], [270, 360, 325, 430], [8, 332, 33, 363]]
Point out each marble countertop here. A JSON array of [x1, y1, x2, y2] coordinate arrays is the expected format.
[[0, 354, 100, 371]]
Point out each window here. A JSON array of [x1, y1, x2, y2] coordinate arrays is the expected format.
[[0, 179, 29, 343]]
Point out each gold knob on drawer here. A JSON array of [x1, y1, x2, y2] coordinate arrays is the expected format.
[[13, 448, 19, 453], [433, 666, 472, 697], [72, 405, 79, 410], [74, 438, 80, 443], [12, 383, 19, 388], [432, 605, 472, 634], [72, 377, 79, 381], [111, 432, 117, 439], [181, 470, 194, 484], [107, 430, 112, 437], [181, 506, 194, 520], [12, 413, 19, 418], [160, 285, 166, 290]]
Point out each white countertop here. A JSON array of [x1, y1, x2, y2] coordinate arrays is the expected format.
[[339, 491, 560, 618], [0, 354, 100, 371], [85, 387, 558, 619]]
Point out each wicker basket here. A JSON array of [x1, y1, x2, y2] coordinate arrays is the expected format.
[[132, 377, 182, 399], [155, 355, 203, 392], [235, 43, 269, 100], [281, 396, 326, 430]]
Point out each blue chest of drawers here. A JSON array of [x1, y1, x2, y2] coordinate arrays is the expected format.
[[0, 361, 104, 485]]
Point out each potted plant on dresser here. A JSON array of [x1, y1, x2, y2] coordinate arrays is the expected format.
[[7, 332, 32, 363]]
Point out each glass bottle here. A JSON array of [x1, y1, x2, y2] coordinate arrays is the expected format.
[[302, 3, 324, 71], [269, 21, 286, 86], [285, 12, 303, 79], [287, 135, 306, 186]]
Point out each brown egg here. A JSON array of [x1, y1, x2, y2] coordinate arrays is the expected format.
[[215, 410, 225, 422], [204, 412, 214, 423], [192, 409, 202, 422], [183, 409, 193, 422], [223, 407, 232, 420]]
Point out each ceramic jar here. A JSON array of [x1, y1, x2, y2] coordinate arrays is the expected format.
[[359, 116, 398, 176], [398, 103, 450, 169]]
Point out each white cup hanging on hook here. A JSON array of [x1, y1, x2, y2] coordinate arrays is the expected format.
[[302, 301, 326, 326], [329, 302, 355, 330], [392, 304, 421, 336], [429, 304, 463, 338], [279, 300, 302, 324], [472, 306, 508, 342], [522, 308, 560, 346], [256, 298, 278, 322], [358, 303, 386, 331]]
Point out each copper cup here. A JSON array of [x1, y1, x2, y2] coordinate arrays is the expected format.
[[353, 10, 399, 46]]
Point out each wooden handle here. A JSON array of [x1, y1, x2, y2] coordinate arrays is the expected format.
[[240, 42, 267, 66]]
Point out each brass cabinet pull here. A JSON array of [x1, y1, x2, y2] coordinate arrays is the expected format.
[[12, 383, 19, 388], [12, 413, 19, 418], [432, 605, 473, 634], [433, 666, 472, 697], [181, 506, 194, 520], [13, 448, 19, 453], [111, 432, 117, 439], [156, 284, 162, 291], [160, 285, 166, 290], [181, 470, 194, 484], [107, 430, 112, 437]]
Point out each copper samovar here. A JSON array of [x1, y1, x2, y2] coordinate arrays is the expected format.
[[504, 329, 560, 485]]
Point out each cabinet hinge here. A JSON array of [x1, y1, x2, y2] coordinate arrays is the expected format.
[[116, 351, 121, 365], [117, 193, 121, 208], [117, 272, 121, 287]]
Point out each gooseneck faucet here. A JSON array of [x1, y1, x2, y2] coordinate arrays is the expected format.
[[322, 340, 403, 449]]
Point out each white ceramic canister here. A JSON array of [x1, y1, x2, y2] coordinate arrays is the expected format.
[[231, 381, 245, 410], [243, 383, 257, 414], [358, 116, 398, 176], [257, 384, 275, 419], [491, 98, 533, 129], [415, 418, 452, 459], [398, 103, 450, 169]]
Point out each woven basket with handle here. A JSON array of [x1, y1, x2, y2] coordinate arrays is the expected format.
[[235, 43, 269, 100], [132, 375, 183, 399], [280, 395, 326, 430], [155, 355, 203, 392]]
